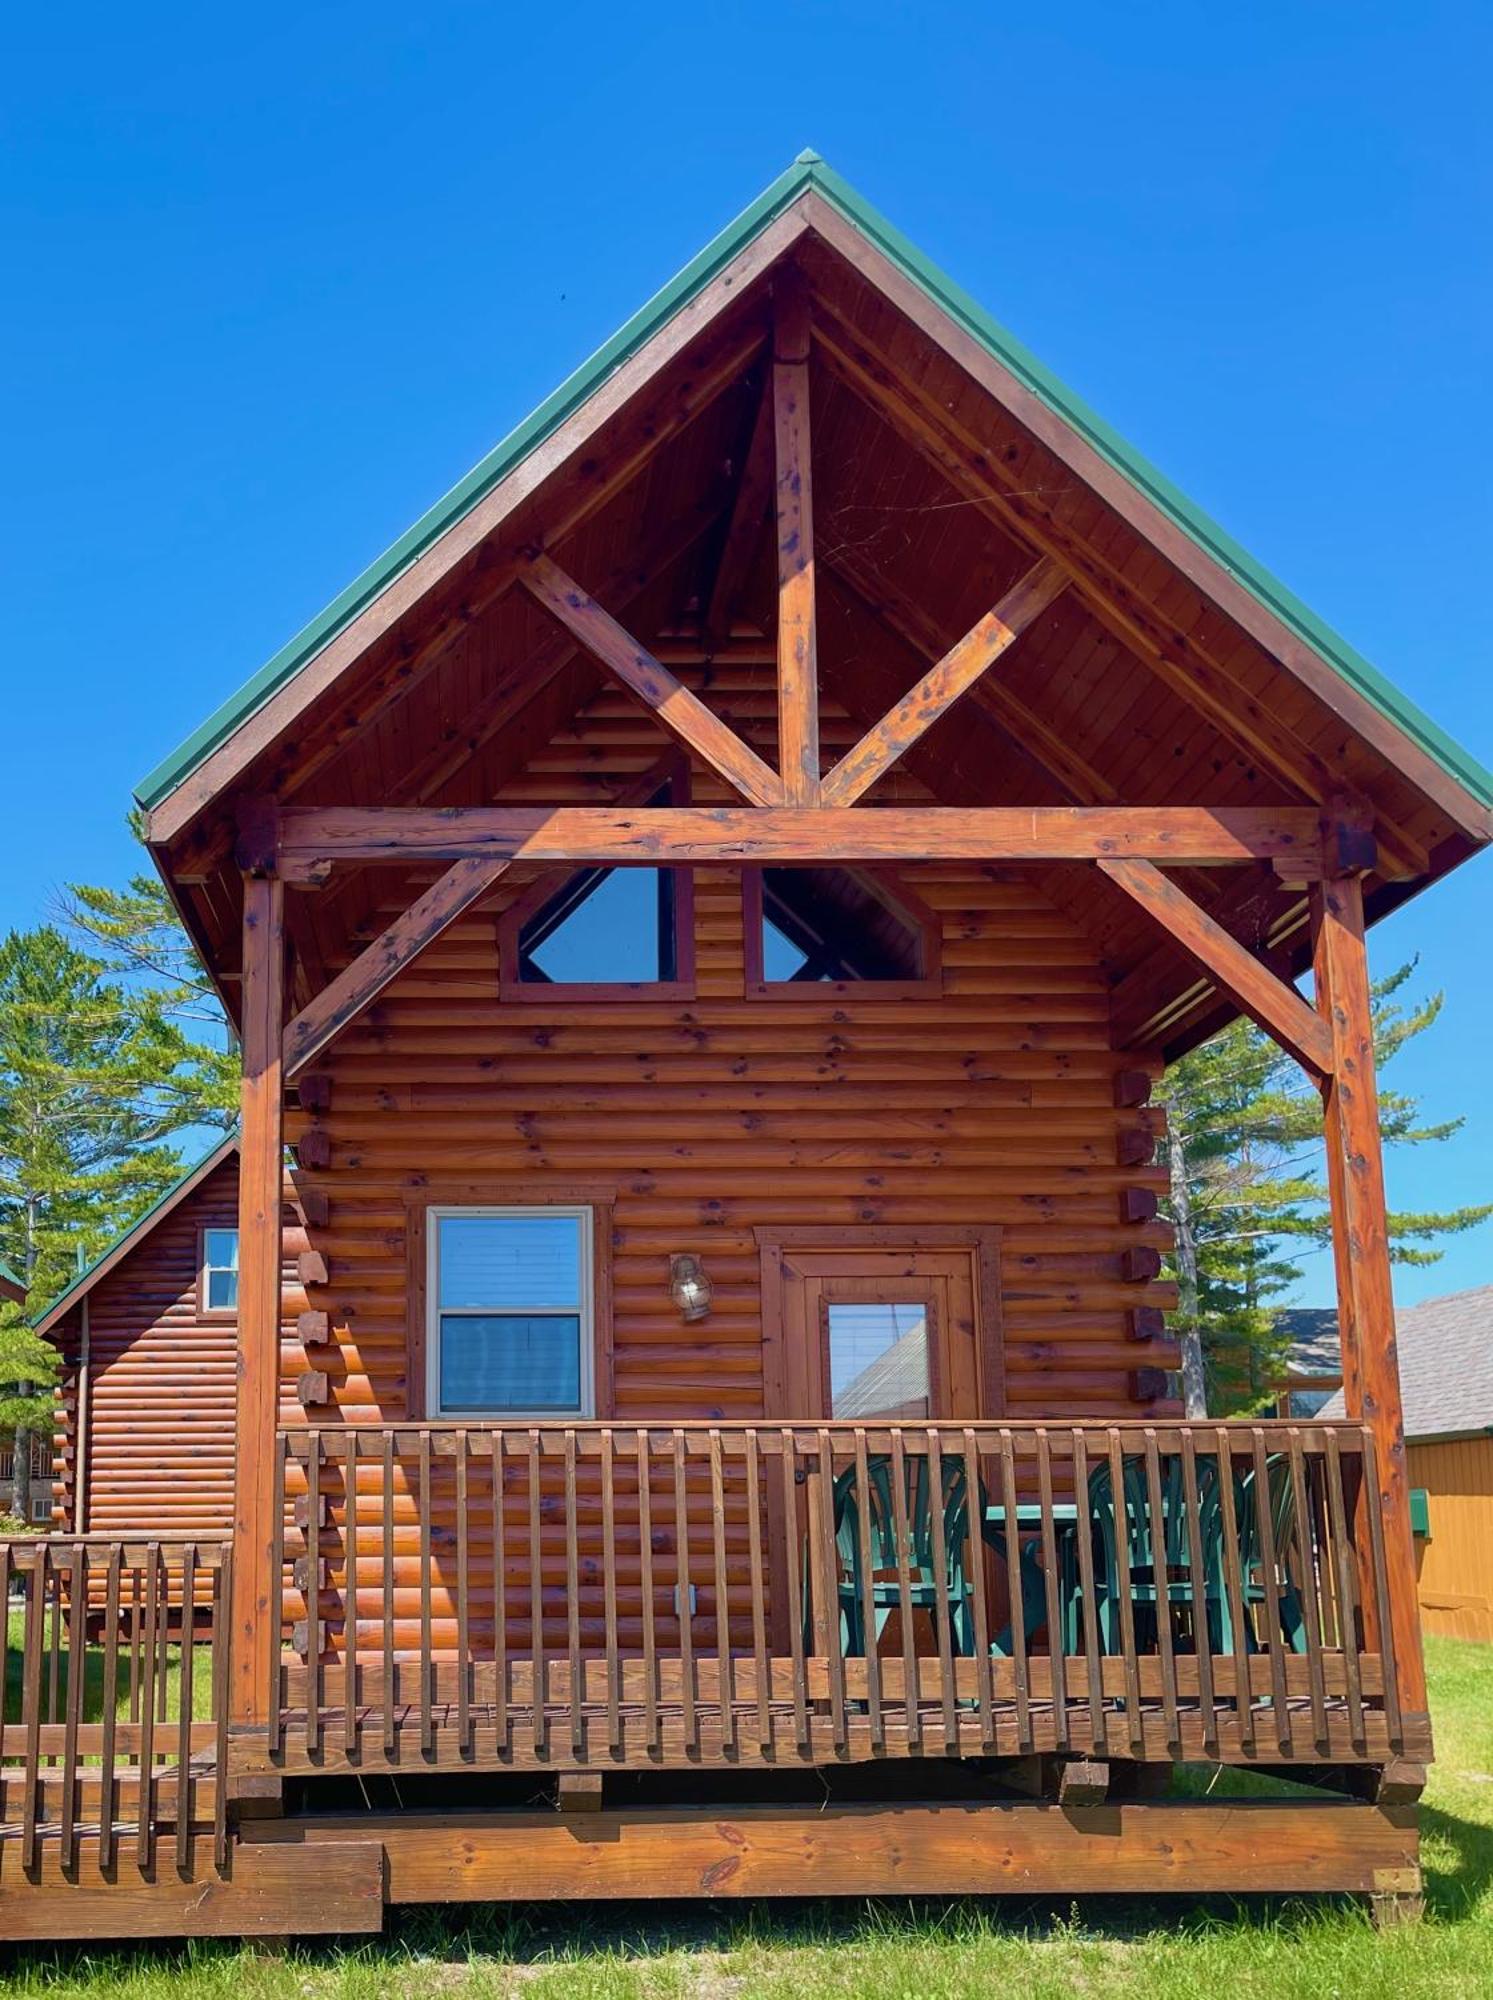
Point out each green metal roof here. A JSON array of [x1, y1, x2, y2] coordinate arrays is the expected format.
[[135, 151, 1493, 818], [31, 1136, 238, 1336], [0, 1258, 25, 1300]]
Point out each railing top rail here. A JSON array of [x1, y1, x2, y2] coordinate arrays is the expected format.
[[0, 1535, 232, 1567], [274, 1419, 1369, 1460]]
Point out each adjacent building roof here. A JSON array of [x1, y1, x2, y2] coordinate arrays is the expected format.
[[134, 150, 1493, 825], [1274, 1308, 1345, 1382], [31, 1137, 239, 1338], [0, 1260, 25, 1308], [1319, 1284, 1493, 1439]]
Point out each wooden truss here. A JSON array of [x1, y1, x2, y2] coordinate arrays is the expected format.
[[229, 264, 1423, 1735]]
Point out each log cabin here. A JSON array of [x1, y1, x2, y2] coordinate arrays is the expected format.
[[3, 151, 1490, 1940], [35, 1140, 298, 1555]]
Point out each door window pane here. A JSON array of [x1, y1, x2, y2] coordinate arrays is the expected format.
[[828, 1303, 930, 1420]]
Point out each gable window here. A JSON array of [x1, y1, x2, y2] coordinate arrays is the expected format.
[[497, 759, 695, 1000], [427, 1207, 593, 1417], [200, 1228, 239, 1314], [744, 867, 940, 998]]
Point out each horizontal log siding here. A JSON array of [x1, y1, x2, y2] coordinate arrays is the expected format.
[[51, 1158, 297, 1537], [279, 685, 1176, 1660]]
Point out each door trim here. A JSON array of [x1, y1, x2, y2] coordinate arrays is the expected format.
[[754, 1225, 1004, 1421]]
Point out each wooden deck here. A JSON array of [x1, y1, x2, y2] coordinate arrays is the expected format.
[[0, 1419, 1430, 1936]]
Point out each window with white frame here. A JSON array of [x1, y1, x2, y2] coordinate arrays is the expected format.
[[30, 1494, 52, 1524], [201, 1227, 239, 1312], [427, 1208, 593, 1417]]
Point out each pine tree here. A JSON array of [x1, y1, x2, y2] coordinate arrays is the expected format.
[[1161, 960, 1491, 1415]]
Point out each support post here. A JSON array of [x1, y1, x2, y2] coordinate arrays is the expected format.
[[773, 267, 819, 803], [1311, 870, 1427, 1715], [231, 858, 286, 1726]]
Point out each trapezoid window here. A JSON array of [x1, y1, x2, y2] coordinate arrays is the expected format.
[[744, 867, 940, 997], [497, 761, 695, 1000]]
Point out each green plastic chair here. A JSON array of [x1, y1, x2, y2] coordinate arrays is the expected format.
[[829, 1455, 975, 1658], [1235, 1457, 1308, 1654]]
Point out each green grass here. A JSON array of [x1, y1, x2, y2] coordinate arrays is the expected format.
[[0, 1634, 1489, 1997], [3, 1611, 215, 1731]]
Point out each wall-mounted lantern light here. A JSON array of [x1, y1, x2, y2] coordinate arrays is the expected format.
[[669, 1253, 713, 1323]]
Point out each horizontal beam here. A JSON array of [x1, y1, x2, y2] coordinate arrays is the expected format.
[[278, 805, 1325, 878], [1098, 858, 1334, 1077]]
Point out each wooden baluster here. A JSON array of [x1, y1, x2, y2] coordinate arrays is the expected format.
[[268, 1436, 287, 1757], [176, 1544, 197, 1873], [884, 1428, 919, 1752], [306, 1440, 322, 1756], [381, 1429, 396, 1756], [780, 1430, 809, 1752], [20, 1550, 45, 1873], [137, 1542, 161, 1874], [1325, 1430, 1366, 1751], [564, 1428, 583, 1759], [344, 1432, 360, 1761], [962, 1430, 995, 1753], [1249, 1428, 1289, 1756], [99, 1546, 123, 1870], [127, 1560, 142, 1725], [1360, 1428, 1403, 1753], [454, 1429, 470, 1759], [851, 1427, 882, 1752], [637, 1430, 660, 1757], [926, 1429, 958, 1754], [528, 1430, 547, 1759], [1213, 1429, 1253, 1756], [1000, 1429, 1032, 1754], [601, 1429, 621, 1756], [157, 1554, 172, 1728], [1071, 1429, 1107, 1756], [1036, 1429, 1066, 1747], [1107, 1431, 1143, 1755], [211, 1548, 231, 1869], [418, 1431, 433, 1757], [708, 1429, 735, 1756], [1178, 1430, 1217, 1757], [744, 1430, 771, 1752], [60, 1543, 85, 1874], [1287, 1428, 1329, 1753], [672, 1429, 697, 1755], [492, 1432, 509, 1757], [47, 1553, 63, 1726], [816, 1429, 846, 1755], [1142, 1430, 1179, 1752]]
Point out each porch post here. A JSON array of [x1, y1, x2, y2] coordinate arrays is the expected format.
[[231, 821, 286, 1726], [1310, 869, 1427, 1715]]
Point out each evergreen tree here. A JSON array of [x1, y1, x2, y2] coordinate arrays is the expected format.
[[1161, 961, 1491, 1415]]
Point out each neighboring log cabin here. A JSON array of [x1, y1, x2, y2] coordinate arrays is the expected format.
[[3, 152, 1490, 1941], [35, 1141, 299, 1548]]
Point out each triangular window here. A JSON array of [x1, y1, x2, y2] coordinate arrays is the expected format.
[[498, 759, 695, 1000], [746, 868, 939, 995]]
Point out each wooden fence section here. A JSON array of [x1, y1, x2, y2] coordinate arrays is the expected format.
[[267, 1421, 1421, 1772], [0, 1539, 230, 1876]]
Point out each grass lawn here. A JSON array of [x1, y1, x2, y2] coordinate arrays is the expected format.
[[0, 1634, 1487, 1998], [3, 1610, 216, 1732]]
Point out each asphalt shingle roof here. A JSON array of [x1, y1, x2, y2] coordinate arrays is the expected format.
[[1318, 1284, 1493, 1438]]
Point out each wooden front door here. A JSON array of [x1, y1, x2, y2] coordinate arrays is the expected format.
[[758, 1229, 1003, 1424]]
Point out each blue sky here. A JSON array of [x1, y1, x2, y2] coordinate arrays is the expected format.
[[3, 2, 1489, 1304]]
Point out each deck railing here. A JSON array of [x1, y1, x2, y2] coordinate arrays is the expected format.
[[0, 1538, 230, 1874], [267, 1421, 1418, 1772]]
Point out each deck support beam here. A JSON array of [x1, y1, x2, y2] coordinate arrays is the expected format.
[[1312, 869, 1426, 1716], [231, 821, 286, 1727]]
